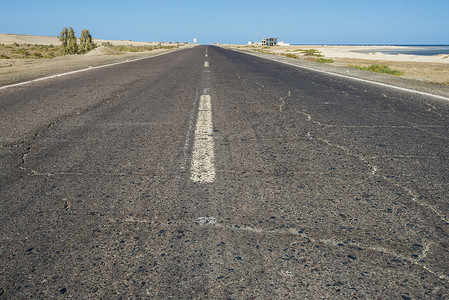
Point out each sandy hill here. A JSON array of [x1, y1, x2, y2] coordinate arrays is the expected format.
[[0, 33, 59, 45], [0, 33, 171, 46]]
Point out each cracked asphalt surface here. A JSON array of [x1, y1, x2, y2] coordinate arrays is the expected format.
[[1, 45, 449, 299]]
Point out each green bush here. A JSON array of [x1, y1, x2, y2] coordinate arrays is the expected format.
[[79, 29, 96, 53], [59, 27, 78, 54], [315, 58, 334, 63], [102, 42, 177, 52], [281, 53, 299, 59], [12, 48, 31, 56], [349, 64, 404, 76], [302, 49, 322, 56], [59, 27, 96, 55], [0, 42, 62, 59]]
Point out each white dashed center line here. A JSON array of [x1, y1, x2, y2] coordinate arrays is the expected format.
[[191, 94, 216, 183]]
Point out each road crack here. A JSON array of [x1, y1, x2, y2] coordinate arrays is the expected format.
[[202, 221, 448, 282], [306, 131, 449, 225], [13, 89, 127, 174], [307, 133, 378, 176], [406, 121, 449, 141]]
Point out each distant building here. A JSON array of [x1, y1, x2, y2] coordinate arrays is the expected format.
[[193, 38, 197, 43], [262, 37, 278, 46]]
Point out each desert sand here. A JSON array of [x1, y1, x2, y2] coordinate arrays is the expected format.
[[0, 33, 171, 46], [226, 44, 449, 85], [266, 45, 449, 63], [0, 33, 191, 86]]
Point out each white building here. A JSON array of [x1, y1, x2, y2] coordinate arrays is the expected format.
[[262, 37, 278, 46]]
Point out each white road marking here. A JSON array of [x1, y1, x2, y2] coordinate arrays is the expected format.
[[0, 49, 180, 91], [191, 94, 216, 183], [204, 61, 209, 67], [205, 54, 208, 57]]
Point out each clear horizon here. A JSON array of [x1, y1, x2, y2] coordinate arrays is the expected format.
[[1, 0, 448, 45]]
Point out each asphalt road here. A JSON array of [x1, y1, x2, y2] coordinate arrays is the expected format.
[[1, 45, 449, 299]]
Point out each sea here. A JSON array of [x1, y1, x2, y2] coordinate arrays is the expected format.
[[292, 45, 449, 56], [355, 45, 449, 56]]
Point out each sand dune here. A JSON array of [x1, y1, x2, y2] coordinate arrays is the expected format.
[[0, 33, 60, 45], [0, 33, 172, 46]]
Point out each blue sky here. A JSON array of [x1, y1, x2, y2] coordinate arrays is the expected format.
[[1, 0, 448, 44]]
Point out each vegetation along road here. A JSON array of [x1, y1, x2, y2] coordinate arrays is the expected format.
[[1, 45, 448, 298]]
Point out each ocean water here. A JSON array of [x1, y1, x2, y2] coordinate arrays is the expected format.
[[353, 45, 449, 56], [291, 45, 449, 56]]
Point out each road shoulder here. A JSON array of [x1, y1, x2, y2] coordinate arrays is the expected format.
[[0, 46, 194, 88], [226, 47, 449, 101]]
